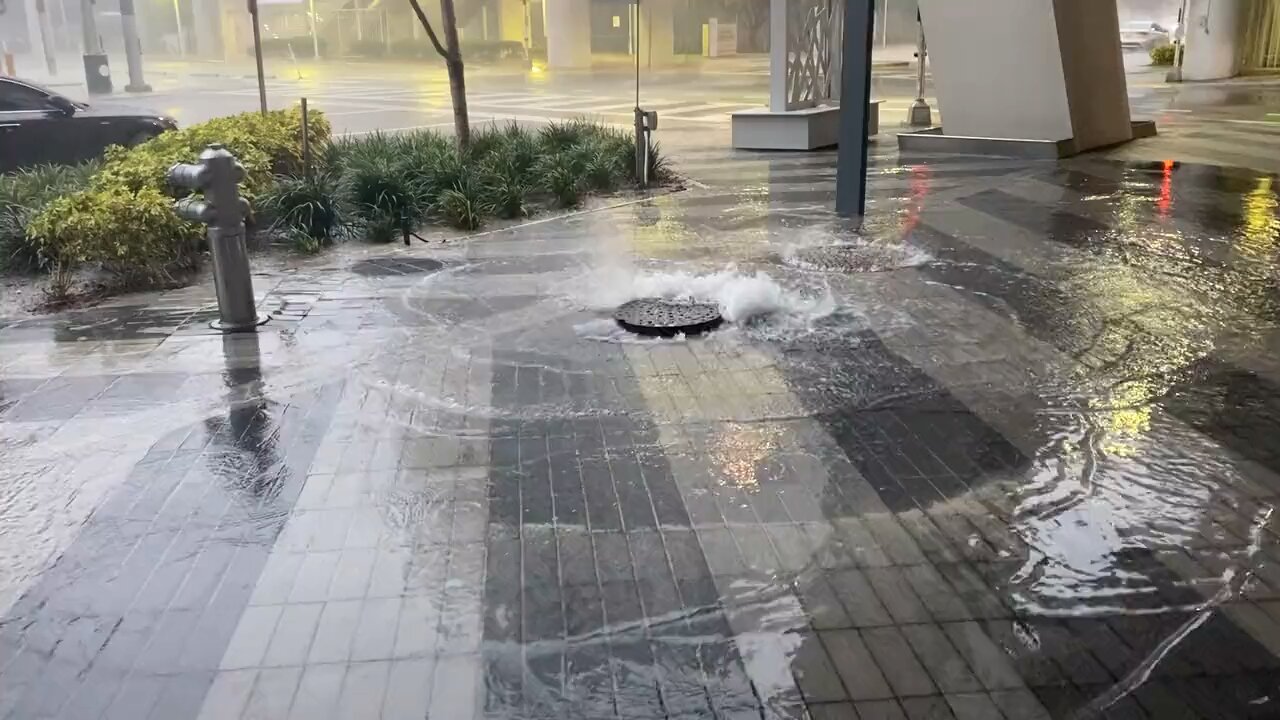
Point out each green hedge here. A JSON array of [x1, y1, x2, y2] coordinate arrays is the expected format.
[[1151, 43, 1176, 66], [263, 120, 669, 242], [26, 108, 330, 284]]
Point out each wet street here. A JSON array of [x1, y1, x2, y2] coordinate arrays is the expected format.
[[7, 122, 1280, 719]]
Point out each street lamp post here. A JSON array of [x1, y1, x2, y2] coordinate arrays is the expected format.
[[907, 10, 931, 126], [308, 0, 320, 58]]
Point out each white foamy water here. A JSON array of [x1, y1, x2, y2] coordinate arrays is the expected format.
[[570, 266, 836, 330]]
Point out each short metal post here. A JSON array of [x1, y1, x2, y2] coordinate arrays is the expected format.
[[250, 0, 268, 114], [634, 107, 647, 188], [907, 10, 932, 127], [300, 97, 311, 179], [169, 145, 268, 332]]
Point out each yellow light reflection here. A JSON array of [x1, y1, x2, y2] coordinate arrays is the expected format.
[[1237, 176, 1278, 261], [708, 422, 783, 491]]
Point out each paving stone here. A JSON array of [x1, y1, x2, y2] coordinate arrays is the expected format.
[[827, 568, 894, 628], [901, 623, 983, 694], [901, 695, 956, 720], [941, 622, 1026, 692], [864, 567, 932, 625], [820, 629, 893, 702], [862, 626, 938, 698], [791, 631, 848, 703]]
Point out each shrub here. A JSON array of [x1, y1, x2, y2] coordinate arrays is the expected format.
[[28, 186, 201, 285], [22, 108, 326, 286], [437, 181, 492, 230], [0, 162, 98, 272], [539, 154, 584, 207], [345, 159, 427, 242], [539, 120, 593, 153], [260, 171, 346, 242], [1151, 43, 1177, 66], [91, 107, 331, 197]]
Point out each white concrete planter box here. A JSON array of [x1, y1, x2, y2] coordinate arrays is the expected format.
[[730, 101, 881, 151]]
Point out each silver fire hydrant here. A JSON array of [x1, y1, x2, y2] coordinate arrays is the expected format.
[[169, 144, 267, 332]]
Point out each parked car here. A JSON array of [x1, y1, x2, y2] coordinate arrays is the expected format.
[[0, 77, 177, 172], [1120, 21, 1172, 51]]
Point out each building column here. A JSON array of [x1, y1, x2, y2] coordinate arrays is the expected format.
[[915, 0, 1134, 153], [497, 0, 527, 44], [1182, 0, 1243, 80], [191, 0, 223, 58], [639, 0, 674, 67], [545, 0, 590, 67]]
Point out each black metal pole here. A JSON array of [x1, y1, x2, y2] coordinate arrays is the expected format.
[[250, 0, 268, 114], [834, 0, 876, 217]]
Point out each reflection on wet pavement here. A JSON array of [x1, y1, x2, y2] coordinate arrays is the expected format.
[[4, 145, 1280, 719]]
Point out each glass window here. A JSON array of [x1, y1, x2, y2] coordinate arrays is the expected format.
[[0, 82, 50, 112]]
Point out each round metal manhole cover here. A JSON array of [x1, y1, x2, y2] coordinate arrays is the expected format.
[[614, 298, 724, 337], [351, 257, 444, 277], [791, 246, 914, 273]]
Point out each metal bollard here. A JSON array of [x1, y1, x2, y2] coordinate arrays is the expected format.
[[169, 144, 268, 332]]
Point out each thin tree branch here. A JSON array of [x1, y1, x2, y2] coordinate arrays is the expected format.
[[406, 0, 449, 59]]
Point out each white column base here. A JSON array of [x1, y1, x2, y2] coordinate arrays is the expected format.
[[730, 102, 881, 150]]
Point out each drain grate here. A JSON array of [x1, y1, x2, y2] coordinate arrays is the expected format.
[[792, 246, 913, 273], [614, 298, 723, 337], [351, 257, 444, 277]]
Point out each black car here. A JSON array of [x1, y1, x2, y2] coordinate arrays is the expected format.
[[0, 77, 178, 172]]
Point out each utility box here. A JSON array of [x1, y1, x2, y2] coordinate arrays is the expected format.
[[83, 53, 112, 94]]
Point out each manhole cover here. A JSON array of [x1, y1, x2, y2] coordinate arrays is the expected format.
[[351, 257, 444, 277], [791, 246, 912, 273], [614, 298, 723, 337]]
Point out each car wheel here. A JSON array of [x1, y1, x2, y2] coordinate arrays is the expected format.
[[126, 130, 160, 148]]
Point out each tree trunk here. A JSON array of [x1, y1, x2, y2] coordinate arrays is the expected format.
[[406, 0, 470, 148], [439, 0, 471, 148]]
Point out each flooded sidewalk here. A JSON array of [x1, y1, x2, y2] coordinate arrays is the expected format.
[[4, 144, 1280, 720]]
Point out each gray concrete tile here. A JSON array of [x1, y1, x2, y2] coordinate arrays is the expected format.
[[864, 567, 932, 625], [289, 551, 342, 603], [328, 548, 377, 600], [221, 605, 283, 670], [862, 626, 937, 698], [900, 623, 983, 694], [942, 622, 1025, 692], [864, 515, 928, 566], [855, 699, 909, 720], [335, 660, 390, 720], [262, 603, 324, 667], [241, 666, 302, 720], [827, 568, 894, 628], [287, 663, 345, 720], [308, 600, 363, 664], [820, 629, 893, 702], [381, 658, 435, 720], [394, 594, 441, 659], [249, 554, 303, 607], [195, 669, 256, 720], [796, 574, 854, 630], [429, 653, 482, 719], [902, 564, 972, 622], [347, 597, 403, 663], [830, 518, 892, 568], [792, 631, 848, 703], [944, 693, 1004, 720], [901, 695, 956, 720], [988, 689, 1051, 720]]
